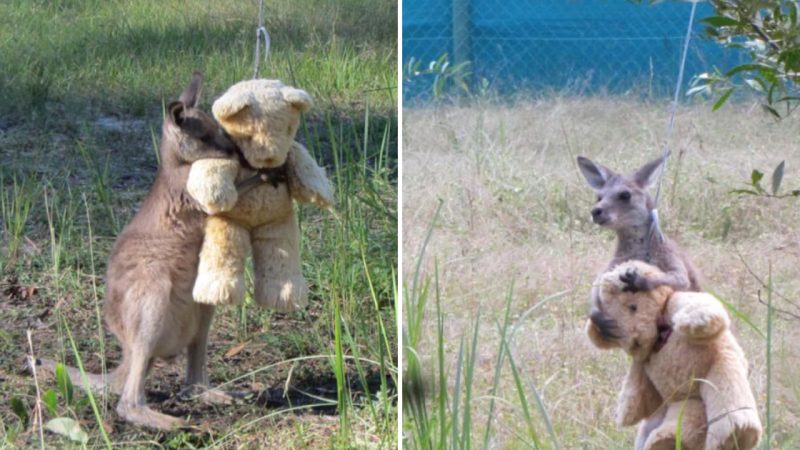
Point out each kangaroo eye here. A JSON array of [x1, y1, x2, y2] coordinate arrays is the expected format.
[[628, 304, 637, 313], [596, 195, 602, 202], [618, 191, 631, 201]]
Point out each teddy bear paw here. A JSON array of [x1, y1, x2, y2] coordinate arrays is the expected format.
[[643, 434, 676, 450], [254, 275, 309, 312], [193, 270, 245, 305], [200, 189, 238, 215], [706, 409, 761, 450]]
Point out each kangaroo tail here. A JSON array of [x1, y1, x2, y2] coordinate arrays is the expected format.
[[34, 358, 123, 395]]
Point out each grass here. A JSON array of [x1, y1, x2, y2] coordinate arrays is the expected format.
[[402, 96, 800, 448], [0, 0, 397, 448]]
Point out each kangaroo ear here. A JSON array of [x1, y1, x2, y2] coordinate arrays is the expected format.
[[632, 156, 666, 189], [179, 71, 203, 108], [167, 101, 185, 126], [577, 156, 615, 190]]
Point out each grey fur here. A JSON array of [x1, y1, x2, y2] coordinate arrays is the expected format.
[[39, 73, 238, 430]]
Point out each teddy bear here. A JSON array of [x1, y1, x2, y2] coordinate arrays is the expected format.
[[586, 260, 761, 450], [185, 79, 333, 312]]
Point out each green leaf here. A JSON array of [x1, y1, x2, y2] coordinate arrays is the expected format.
[[762, 104, 782, 120], [10, 397, 28, 426], [791, 190, 800, 196], [744, 78, 766, 93], [751, 170, 764, 188], [771, 161, 785, 195], [729, 189, 760, 196], [725, 64, 777, 78], [55, 363, 74, 406], [701, 16, 741, 27], [709, 290, 766, 340], [712, 88, 734, 111], [43, 389, 58, 416], [45, 417, 89, 444]]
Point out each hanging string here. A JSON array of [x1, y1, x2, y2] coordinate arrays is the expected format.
[[253, 0, 270, 79], [648, 0, 698, 249]]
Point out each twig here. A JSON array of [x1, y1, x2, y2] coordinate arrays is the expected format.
[[733, 245, 800, 317], [26, 330, 45, 450], [749, 21, 780, 51], [757, 290, 800, 321]]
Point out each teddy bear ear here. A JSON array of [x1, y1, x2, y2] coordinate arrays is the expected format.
[[212, 92, 252, 123], [283, 87, 313, 112]]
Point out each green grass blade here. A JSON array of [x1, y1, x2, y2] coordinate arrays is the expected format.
[[708, 289, 766, 339]]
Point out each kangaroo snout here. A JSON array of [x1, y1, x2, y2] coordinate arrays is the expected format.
[[591, 207, 606, 224]]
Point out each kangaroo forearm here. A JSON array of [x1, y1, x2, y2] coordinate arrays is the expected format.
[[648, 271, 690, 291]]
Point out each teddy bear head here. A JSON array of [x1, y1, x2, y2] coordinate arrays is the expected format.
[[587, 260, 673, 360], [212, 79, 312, 169]]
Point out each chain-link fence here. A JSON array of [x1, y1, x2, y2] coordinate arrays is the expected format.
[[403, 0, 744, 102]]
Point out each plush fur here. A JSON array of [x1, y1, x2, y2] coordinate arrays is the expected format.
[[587, 260, 761, 450], [186, 79, 333, 311]]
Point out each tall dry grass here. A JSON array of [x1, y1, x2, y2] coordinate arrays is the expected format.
[[403, 97, 800, 448]]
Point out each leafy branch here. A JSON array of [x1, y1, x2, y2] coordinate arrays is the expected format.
[[687, 0, 800, 118], [403, 53, 473, 100], [730, 160, 800, 198]]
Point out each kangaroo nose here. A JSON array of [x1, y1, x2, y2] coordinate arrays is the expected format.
[[591, 207, 602, 218]]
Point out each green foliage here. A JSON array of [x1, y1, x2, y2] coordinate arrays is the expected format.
[[686, 0, 800, 118], [9, 397, 28, 427], [404, 54, 474, 100], [403, 206, 558, 450], [730, 160, 799, 198]]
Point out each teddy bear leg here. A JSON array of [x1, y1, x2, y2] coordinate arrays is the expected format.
[[701, 364, 761, 450], [642, 400, 706, 450], [193, 216, 251, 305], [251, 214, 308, 312], [635, 406, 666, 450]]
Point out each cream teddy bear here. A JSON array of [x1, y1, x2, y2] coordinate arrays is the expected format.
[[186, 79, 333, 312], [587, 260, 761, 450]]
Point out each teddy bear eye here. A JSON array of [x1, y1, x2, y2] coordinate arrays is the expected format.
[[628, 304, 637, 313]]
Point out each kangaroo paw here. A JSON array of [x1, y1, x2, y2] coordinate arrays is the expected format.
[[620, 268, 651, 293]]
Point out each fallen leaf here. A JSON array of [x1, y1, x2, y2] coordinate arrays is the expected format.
[[45, 417, 88, 444], [224, 340, 250, 359]]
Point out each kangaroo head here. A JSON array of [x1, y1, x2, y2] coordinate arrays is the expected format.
[[161, 72, 238, 167], [576, 156, 664, 231]]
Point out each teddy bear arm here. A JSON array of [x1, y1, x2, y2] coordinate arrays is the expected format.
[[617, 361, 663, 427], [287, 142, 334, 208], [250, 214, 309, 312], [699, 360, 762, 449], [670, 292, 730, 340], [193, 216, 251, 305], [186, 159, 240, 214]]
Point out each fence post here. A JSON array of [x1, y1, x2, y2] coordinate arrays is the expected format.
[[451, 0, 472, 65]]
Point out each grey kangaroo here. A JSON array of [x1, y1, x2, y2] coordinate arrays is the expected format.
[[576, 155, 700, 306], [38, 73, 238, 430], [578, 155, 703, 450]]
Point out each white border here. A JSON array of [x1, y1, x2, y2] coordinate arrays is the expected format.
[[396, 0, 404, 447]]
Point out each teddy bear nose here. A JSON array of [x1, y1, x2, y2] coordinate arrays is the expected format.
[[590, 310, 618, 340]]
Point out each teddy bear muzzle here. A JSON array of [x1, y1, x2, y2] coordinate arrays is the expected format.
[[590, 309, 619, 341]]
